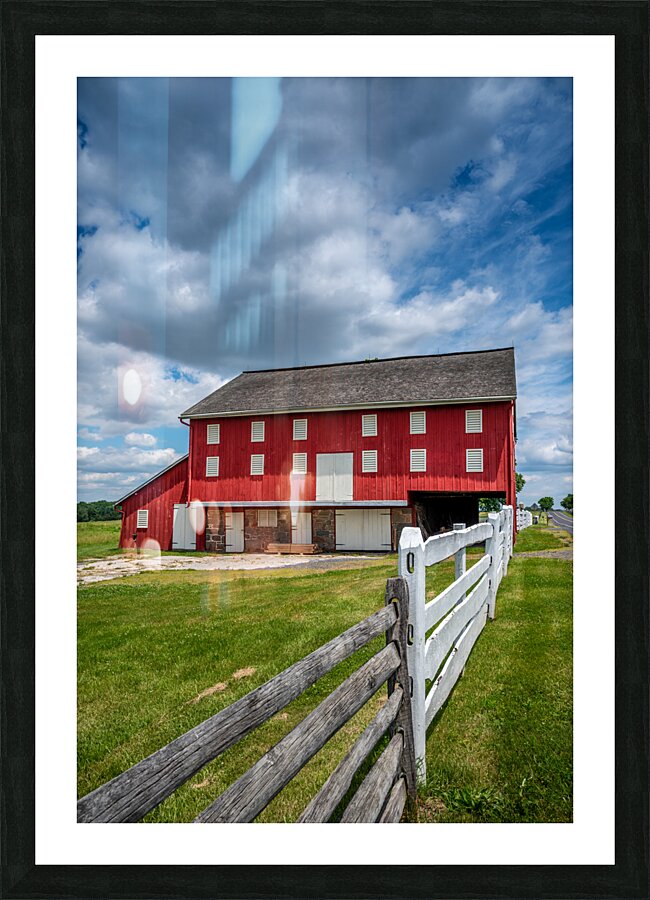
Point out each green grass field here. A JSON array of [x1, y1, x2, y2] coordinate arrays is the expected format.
[[78, 534, 572, 823], [77, 520, 122, 560], [513, 524, 570, 553]]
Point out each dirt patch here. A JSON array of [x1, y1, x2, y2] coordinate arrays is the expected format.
[[192, 776, 217, 790], [232, 667, 256, 680], [188, 682, 228, 704], [514, 549, 573, 560], [77, 552, 389, 585]]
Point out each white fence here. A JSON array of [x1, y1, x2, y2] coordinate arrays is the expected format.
[[517, 508, 533, 529], [398, 506, 514, 783]]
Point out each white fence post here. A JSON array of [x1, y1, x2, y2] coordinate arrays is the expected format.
[[398, 526, 427, 785], [453, 523, 466, 599], [485, 512, 500, 619], [502, 507, 510, 576]]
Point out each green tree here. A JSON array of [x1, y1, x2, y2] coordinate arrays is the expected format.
[[479, 497, 502, 513], [77, 500, 121, 522], [561, 494, 573, 512], [538, 497, 554, 511], [515, 472, 526, 493]]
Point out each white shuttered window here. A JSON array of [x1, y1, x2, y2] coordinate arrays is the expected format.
[[136, 509, 148, 529], [465, 410, 483, 433], [292, 452, 307, 474], [361, 414, 377, 437], [258, 509, 278, 527], [207, 423, 221, 444], [251, 421, 265, 442], [410, 449, 427, 472], [206, 456, 220, 477], [293, 419, 308, 440], [466, 449, 484, 472], [362, 450, 378, 472], [250, 454, 265, 475], [410, 411, 426, 434]]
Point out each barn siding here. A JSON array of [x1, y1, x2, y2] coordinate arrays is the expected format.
[[189, 402, 513, 502], [118, 457, 188, 550]]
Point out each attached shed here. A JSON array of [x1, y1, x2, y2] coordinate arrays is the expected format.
[[116, 454, 189, 551]]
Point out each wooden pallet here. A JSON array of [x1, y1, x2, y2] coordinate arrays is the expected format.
[[265, 543, 320, 555]]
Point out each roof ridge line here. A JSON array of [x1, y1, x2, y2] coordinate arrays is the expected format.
[[241, 347, 514, 375]]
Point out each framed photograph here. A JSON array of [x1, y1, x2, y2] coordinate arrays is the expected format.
[[2, 2, 647, 898]]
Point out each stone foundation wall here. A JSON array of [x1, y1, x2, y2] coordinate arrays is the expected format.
[[205, 507, 226, 552], [312, 508, 336, 551], [391, 507, 415, 549], [243, 508, 292, 552]]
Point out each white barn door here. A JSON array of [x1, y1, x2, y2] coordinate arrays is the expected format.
[[335, 509, 391, 551], [172, 504, 197, 550], [316, 453, 353, 502], [225, 511, 244, 552], [292, 511, 312, 544]]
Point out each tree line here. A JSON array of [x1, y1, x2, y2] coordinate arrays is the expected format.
[[77, 500, 121, 522]]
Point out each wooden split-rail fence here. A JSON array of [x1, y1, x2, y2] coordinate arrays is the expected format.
[[78, 506, 514, 822], [516, 508, 533, 530]]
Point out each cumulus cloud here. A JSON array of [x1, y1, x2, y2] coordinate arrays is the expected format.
[[78, 75, 573, 503], [77, 445, 181, 474], [124, 432, 157, 447]]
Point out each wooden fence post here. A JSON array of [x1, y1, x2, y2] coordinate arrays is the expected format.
[[398, 526, 426, 785], [486, 512, 500, 619], [453, 523, 466, 599], [385, 577, 417, 800]]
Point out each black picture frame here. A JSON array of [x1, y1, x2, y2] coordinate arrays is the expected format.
[[1, 2, 647, 897]]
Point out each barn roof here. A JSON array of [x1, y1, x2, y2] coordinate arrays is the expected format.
[[180, 347, 516, 418]]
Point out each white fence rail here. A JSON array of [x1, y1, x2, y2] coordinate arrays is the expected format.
[[517, 508, 533, 530], [398, 506, 514, 783]]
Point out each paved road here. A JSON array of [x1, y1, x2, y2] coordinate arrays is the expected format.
[[549, 510, 573, 534]]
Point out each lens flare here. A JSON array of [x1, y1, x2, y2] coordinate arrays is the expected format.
[[122, 368, 142, 405], [188, 500, 206, 535]]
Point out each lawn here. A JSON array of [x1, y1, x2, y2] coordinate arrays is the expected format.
[[513, 523, 570, 553], [77, 520, 122, 560], [78, 537, 572, 824], [418, 553, 572, 823]]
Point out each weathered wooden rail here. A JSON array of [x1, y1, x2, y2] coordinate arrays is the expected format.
[[399, 506, 514, 783], [78, 578, 416, 824]]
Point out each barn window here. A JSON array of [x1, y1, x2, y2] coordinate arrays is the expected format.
[[465, 410, 482, 433], [466, 448, 484, 472], [250, 454, 265, 475], [207, 423, 221, 444], [206, 456, 220, 477], [362, 450, 378, 472], [251, 421, 265, 442], [410, 411, 426, 434], [293, 418, 308, 440], [258, 509, 278, 527], [136, 509, 148, 529], [410, 449, 427, 472], [292, 452, 307, 474], [361, 414, 377, 437]]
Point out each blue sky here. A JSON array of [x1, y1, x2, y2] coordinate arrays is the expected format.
[[77, 77, 572, 507]]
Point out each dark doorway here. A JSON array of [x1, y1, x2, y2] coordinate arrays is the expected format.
[[409, 492, 504, 538]]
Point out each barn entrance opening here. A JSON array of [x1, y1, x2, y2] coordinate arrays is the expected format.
[[409, 492, 501, 538]]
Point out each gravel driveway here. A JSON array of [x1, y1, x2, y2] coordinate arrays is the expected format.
[[77, 552, 390, 585]]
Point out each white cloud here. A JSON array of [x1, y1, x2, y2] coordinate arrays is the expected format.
[[77, 445, 180, 474], [124, 432, 157, 447], [77, 333, 224, 438]]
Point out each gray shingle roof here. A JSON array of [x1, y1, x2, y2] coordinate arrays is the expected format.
[[180, 348, 516, 418]]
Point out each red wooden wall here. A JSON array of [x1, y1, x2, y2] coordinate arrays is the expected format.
[[188, 401, 515, 505], [118, 457, 188, 550]]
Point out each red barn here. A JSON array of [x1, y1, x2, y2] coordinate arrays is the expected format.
[[116, 348, 517, 552]]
